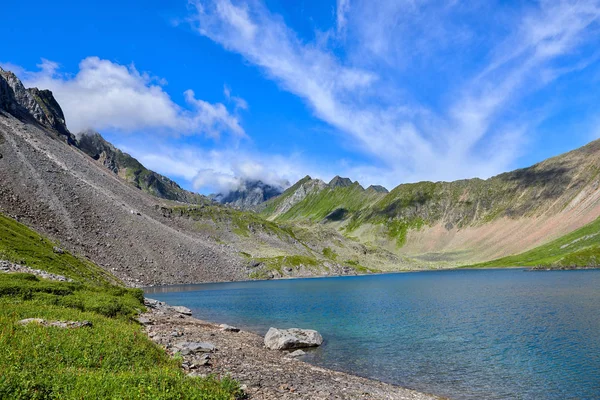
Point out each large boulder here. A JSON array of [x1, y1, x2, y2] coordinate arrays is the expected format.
[[264, 327, 323, 350]]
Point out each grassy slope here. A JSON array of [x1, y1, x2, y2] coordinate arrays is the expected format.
[[465, 217, 600, 268], [0, 213, 241, 399], [262, 181, 385, 222], [262, 140, 600, 257]]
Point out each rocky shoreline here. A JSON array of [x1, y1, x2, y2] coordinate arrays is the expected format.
[[141, 298, 442, 400]]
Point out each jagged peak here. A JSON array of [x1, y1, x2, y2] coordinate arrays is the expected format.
[[329, 176, 353, 188], [367, 185, 389, 193], [0, 68, 72, 141]]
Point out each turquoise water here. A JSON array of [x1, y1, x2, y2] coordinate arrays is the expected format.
[[145, 269, 600, 399]]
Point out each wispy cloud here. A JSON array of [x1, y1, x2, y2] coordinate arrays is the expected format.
[[188, 0, 600, 184], [10, 57, 246, 137], [336, 0, 350, 34]]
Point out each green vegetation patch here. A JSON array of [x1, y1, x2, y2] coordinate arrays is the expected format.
[[465, 217, 600, 268], [322, 247, 338, 261], [385, 218, 425, 247], [0, 283, 241, 399], [248, 255, 322, 279]]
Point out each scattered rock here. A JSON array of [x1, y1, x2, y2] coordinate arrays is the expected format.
[[173, 341, 217, 355], [18, 318, 46, 326], [137, 316, 152, 325], [171, 306, 192, 316], [287, 349, 306, 358], [0, 260, 73, 282], [220, 324, 240, 332], [18, 318, 92, 328], [264, 327, 323, 350], [52, 246, 64, 254]]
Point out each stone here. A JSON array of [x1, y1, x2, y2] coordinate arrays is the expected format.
[[18, 318, 46, 326], [287, 349, 306, 358], [137, 316, 152, 325], [174, 341, 217, 355], [264, 327, 323, 350], [17, 319, 92, 328], [171, 306, 192, 315], [220, 324, 240, 332], [52, 246, 64, 254]]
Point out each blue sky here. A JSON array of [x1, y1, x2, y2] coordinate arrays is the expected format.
[[3, 0, 600, 194]]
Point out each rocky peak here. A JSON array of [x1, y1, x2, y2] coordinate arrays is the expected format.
[[328, 176, 353, 188], [0, 67, 72, 142], [367, 185, 389, 193], [211, 179, 285, 210], [76, 130, 120, 173]]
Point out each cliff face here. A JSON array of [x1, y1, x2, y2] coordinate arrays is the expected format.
[[0, 68, 72, 142]]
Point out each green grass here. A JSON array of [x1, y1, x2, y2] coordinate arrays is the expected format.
[[465, 217, 600, 268], [322, 247, 337, 261], [266, 182, 384, 222], [0, 213, 241, 399]]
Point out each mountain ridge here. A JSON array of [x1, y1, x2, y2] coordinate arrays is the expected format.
[[2, 65, 600, 285]]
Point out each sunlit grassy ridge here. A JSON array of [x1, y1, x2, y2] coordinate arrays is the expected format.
[[0, 213, 241, 399], [465, 217, 600, 268]]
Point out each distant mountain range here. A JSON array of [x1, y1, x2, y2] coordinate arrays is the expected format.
[[210, 179, 284, 209], [2, 65, 600, 286]]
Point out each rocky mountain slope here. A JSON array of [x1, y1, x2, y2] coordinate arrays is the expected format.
[[210, 179, 283, 210], [262, 144, 600, 266], [0, 68, 392, 285], [3, 65, 600, 284]]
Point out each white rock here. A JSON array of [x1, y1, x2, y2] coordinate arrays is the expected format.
[[171, 306, 192, 315], [220, 324, 240, 332], [287, 349, 306, 358], [264, 327, 323, 350]]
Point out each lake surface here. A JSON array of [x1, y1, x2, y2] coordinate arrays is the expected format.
[[145, 269, 600, 399]]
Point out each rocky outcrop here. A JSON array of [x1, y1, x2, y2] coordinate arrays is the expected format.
[[0, 67, 72, 142], [0, 260, 73, 282], [264, 327, 324, 350], [211, 179, 285, 210]]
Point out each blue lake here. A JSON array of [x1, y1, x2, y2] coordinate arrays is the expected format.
[[144, 269, 600, 399]]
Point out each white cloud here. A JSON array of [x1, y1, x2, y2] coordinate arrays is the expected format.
[[117, 141, 316, 194], [14, 57, 245, 137], [336, 0, 351, 34], [188, 0, 600, 184]]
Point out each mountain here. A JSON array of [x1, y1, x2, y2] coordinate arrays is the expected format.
[[3, 65, 600, 285], [0, 68, 383, 284], [210, 179, 284, 209], [76, 130, 208, 204], [262, 143, 600, 266], [0, 67, 73, 142]]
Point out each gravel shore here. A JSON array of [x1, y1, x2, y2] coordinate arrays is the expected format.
[[141, 299, 442, 400]]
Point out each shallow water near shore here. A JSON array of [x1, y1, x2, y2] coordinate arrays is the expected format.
[[145, 269, 600, 399]]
